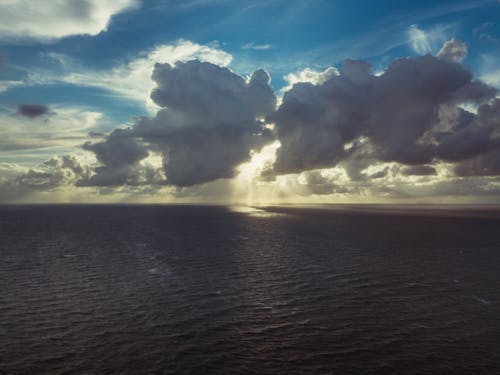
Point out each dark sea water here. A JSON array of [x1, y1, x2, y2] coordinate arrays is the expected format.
[[1, 204, 500, 374]]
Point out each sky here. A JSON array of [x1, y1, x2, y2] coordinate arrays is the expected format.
[[0, 0, 499, 204]]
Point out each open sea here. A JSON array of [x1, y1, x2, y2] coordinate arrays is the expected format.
[[1, 204, 500, 374]]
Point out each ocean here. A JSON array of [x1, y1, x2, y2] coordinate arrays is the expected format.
[[1, 204, 499, 374]]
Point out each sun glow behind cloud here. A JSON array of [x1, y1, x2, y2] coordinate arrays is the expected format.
[[234, 141, 280, 206], [0, 0, 499, 204]]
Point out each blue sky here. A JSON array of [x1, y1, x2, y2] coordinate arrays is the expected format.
[[0, 0, 499, 203], [1, 0, 499, 120]]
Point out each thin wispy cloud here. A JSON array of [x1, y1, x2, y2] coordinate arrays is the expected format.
[[18, 40, 232, 112], [242, 42, 272, 50]]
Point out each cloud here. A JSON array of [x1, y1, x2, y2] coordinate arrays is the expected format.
[[282, 66, 339, 93], [83, 60, 277, 187], [17, 104, 49, 118], [26, 40, 232, 111], [242, 42, 273, 50], [79, 128, 154, 186], [0, 154, 91, 202], [3, 38, 500, 202], [481, 68, 500, 89], [0, 0, 139, 42], [407, 24, 450, 55], [401, 165, 437, 176], [0, 80, 23, 93], [437, 38, 468, 63], [270, 43, 498, 176], [408, 25, 432, 54], [0, 106, 106, 167], [454, 150, 500, 176], [80, 38, 500, 195]]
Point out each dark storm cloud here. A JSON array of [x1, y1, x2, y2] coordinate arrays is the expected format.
[[271, 42, 498, 176], [17, 104, 49, 118], [83, 60, 276, 187]]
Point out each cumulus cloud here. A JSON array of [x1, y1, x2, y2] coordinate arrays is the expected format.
[[75, 38, 500, 198], [0, 0, 138, 42], [0, 155, 91, 202], [270, 45, 498, 177], [17, 104, 49, 118], [79, 128, 156, 186], [282, 66, 339, 93], [3, 38, 500, 202], [83, 60, 276, 187], [437, 38, 468, 63]]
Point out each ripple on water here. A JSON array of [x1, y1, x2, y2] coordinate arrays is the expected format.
[[0, 205, 500, 374]]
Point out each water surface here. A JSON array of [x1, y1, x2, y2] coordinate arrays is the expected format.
[[1, 205, 499, 374]]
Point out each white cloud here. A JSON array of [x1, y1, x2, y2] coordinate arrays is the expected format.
[[479, 54, 500, 90], [481, 69, 500, 89], [408, 24, 450, 55], [0, 105, 105, 165], [408, 25, 432, 54], [437, 38, 467, 63], [284, 66, 339, 87], [242, 42, 273, 50], [0, 0, 139, 42], [0, 80, 23, 93], [280, 66, 339, 98], [27, 40, 233, 112], [0, 162, 27, 180]]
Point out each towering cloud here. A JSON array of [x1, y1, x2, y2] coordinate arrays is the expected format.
[[83, 60, 276, 187], [270, 46, 498, 176], [18, 38, 499, 202]]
